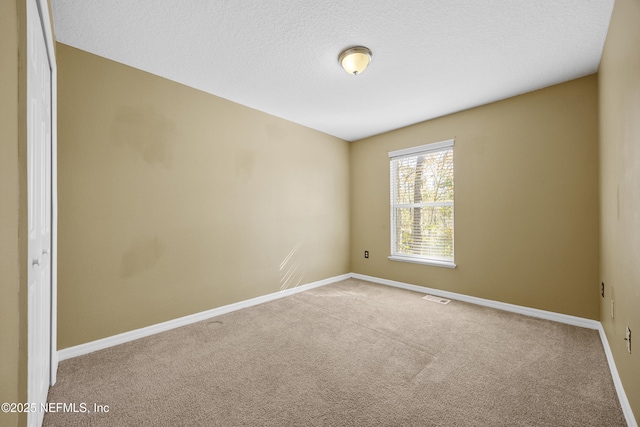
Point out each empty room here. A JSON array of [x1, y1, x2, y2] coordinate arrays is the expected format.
[[1, 0, 639, 426]]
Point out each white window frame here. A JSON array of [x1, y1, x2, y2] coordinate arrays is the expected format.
[[388, 139, 456, 269]]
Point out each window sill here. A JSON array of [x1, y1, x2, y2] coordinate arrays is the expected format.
[[388, 255, 457, 269]]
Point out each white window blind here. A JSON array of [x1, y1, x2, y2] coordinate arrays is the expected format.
[[389, 139, 455, 268]]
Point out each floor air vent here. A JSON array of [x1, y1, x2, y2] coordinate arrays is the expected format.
[[422, 295, 451, 305]]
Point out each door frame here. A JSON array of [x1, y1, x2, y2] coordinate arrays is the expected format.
[[29, 0, 58, 386]]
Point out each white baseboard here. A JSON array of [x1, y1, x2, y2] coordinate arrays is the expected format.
[[597, 324, 638, 427], [351, 273, 600, 329], [58, 273, 351, 361], [352, 273, 637, 427], [57, 271, 636, 426]]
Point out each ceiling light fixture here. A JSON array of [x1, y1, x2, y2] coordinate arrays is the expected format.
[[339, 46, 372, 76]]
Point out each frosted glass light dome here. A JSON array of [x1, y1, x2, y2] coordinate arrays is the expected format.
[[339, 47, 372, 75]]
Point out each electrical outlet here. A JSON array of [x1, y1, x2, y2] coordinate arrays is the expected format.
[[601, 282, 604, 298], [611, 300, 614, 319], [364, 250, 369, 259], [625, 327, 631, 354]]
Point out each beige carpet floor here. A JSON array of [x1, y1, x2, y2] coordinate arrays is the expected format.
[[44, 279, 626, 426]]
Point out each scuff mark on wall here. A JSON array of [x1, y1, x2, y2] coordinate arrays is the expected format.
[[235, 149, 254, 184], [111, 106, 176, 168], [121, 236, 165, 279]]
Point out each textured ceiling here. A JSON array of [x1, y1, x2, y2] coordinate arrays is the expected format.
[[51, 0, 614, 141]]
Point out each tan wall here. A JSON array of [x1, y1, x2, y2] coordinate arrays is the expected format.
[[599, 0, 640, 421], [0, 1, 21, 426], [1, 0, 31, 425], [351, 75, 600, 319], [57, 44, 350, 349]]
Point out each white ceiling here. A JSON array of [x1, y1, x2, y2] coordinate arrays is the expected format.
[[50, 0, 614, 141]]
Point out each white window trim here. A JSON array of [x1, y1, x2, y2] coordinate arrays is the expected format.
[[388, 255, 457, 269], [388, 138, 455, 268], [388, 139, 454, 159]]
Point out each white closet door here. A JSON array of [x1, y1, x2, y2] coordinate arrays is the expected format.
[[27, 0, 53, 425]]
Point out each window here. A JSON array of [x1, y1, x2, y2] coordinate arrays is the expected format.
[[388, 139, 455, 268]]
